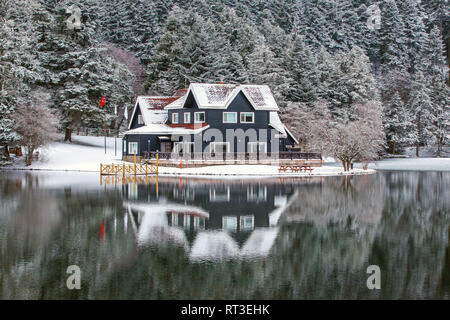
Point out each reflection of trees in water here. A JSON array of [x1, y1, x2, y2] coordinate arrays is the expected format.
[[0, 181, 128, 299], [370, 172, 450, 299]]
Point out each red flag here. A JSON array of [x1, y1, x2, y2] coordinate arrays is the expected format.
[[100, 96, 106, 108]]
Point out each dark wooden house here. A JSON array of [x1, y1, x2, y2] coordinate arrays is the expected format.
[[122, 83, 319, 164]]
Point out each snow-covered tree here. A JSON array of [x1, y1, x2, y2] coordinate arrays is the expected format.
[[383, 91, 415, 154], [283, 34, 320, 104], [318, 46, 379, 120], [326, 101, 385, 170], [424, 26, 450, 156], [398, 0, 429, 73], [379, 0, 409, 74], [408, 72, 434, 156], [31, 1, 135, 141], [12, 90, 59, 166]]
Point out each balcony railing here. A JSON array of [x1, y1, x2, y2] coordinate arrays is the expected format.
[[142, 151, 322, 161]]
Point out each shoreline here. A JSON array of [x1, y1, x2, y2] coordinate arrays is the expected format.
[[0, 165, 377, 178]]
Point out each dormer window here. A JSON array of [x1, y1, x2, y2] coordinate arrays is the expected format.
[[138, 115, 144, 125], [172, 113, 179, 124]]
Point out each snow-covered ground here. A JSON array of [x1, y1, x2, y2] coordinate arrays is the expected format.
[[8, 134, 124, 172], [156, 164, 375, 177], [3, 135, 449, 176], [355, 158, 450, 171]]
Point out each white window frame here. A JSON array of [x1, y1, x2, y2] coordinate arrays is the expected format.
[[138, 114, 144, 125], [128, 142, 138, 155], [222, 216, 237, 232], [184, 112, 191, 123], [240, 112, 254, 123], [210, 142, 230, 154], [172, 112, 179, 124], [240, 215, 254, 231], [194, 112, 205, 123], [223, 112, 237, 123], [248, 142, 267, 153]]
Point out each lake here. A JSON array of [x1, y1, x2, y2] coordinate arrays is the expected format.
[[0, 170, 449, 299]]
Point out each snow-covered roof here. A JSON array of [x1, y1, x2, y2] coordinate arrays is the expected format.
[[128, 95, 184, 129], [268, 112, 299, 144], [124, 123, 210, 135], [165, 83, 279, 111], [269, 112, 287, 136]]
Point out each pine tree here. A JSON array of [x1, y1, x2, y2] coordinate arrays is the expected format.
[[408, 72, 434, 156], [319, 46, 379, 120], [424, 26, 450, 156], [383, 91, 415, 154], [31, 1, 135, 141], [283, 33, 320, 104], [379, 0, 409, 74], [398, 0, 429, 74]]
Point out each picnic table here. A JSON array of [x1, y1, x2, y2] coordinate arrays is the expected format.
[[278, 165, 313, 173]]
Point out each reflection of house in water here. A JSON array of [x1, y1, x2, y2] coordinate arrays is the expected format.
[[123, 181, 299, 261]]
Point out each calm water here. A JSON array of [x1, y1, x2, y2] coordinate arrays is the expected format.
[[0, 170, 449, 299]]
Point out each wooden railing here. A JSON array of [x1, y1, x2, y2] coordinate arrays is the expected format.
[[143, 151, 322, 161], [100, 163, 158, 176]]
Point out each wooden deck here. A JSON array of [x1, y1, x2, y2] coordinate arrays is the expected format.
[[134, 152, 323, 168]]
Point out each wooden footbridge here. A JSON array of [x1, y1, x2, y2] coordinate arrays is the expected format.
[[100, 154, 159, 177]]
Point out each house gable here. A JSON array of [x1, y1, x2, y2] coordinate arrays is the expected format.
[[129, 102, 144, 130]]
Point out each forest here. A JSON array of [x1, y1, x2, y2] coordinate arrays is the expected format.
[[0, 0, 449, 161]]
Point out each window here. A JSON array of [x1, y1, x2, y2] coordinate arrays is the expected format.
[[128, 142, 138, 155], [172, 113, 179, 124], [138, 115, 144, 125], [240, 112, 254, 123], [223, 112, 237, 123], [184, 112, 191, 123], [248, 142, 267, 153], [210, 142, 230, 153], [240, 215, 254, 231], [194, 112, 205, 123], [222, 216, 237, 232]]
